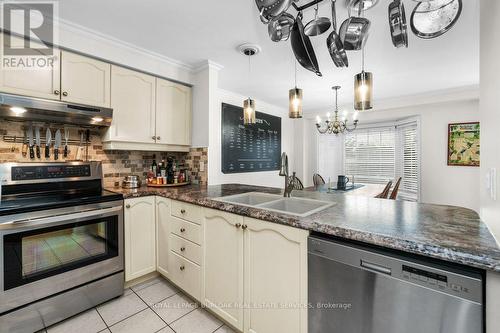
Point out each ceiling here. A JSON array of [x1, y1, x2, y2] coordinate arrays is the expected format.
[[57, 0, 480, 115]]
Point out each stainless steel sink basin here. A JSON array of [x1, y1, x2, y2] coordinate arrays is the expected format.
[[214, 192, 335, 217]]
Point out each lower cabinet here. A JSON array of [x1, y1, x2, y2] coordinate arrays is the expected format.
[[202, 208, 308, 333], [124, 197, 156, 281], [156, 197, 171, 278]]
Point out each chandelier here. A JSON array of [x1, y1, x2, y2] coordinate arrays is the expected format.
[[316, 86, 358, 134]]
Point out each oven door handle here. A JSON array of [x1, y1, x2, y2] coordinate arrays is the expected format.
[[3, 206, 122, 229]]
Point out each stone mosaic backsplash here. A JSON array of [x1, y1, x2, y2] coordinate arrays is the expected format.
[[0, 121, 208, 187]]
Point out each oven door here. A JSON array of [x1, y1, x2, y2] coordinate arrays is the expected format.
[[0, 201, 123, 314]]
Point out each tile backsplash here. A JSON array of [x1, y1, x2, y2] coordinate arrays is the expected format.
[[0, 121, 208, 187]]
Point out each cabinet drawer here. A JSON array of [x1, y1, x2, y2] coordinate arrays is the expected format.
[[170, 233, 201, 265], [171, 201, 202, 224], [171, 217, 201, 245], [169, 251, 201, 300]]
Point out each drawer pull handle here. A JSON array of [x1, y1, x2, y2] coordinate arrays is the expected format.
[[180, 209, 186, 214], [62, 91, 68, 96], [180, 265, 185, 271], [242, 224, 248, 230], [180, 228, 186, 233], [180, 247, 186, 252], [54, 90, 60, 95], [235, 223, 242, 229]]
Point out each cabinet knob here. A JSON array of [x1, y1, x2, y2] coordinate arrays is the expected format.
[[180, 247, 186, 252], [152, 136, 156, 140], [156, 136, 161, 140], [125, 204, 131, 209], [54, 90, 60, 95], [235, 223, 242, 229], [242, 224, 248, 230], [180, 209, 186, 214], [180, 228, 186, 233], [180, 265, 185, 271], [62, 91, 68, 96]]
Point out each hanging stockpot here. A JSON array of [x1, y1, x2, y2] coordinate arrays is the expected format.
[[410, 0, 462, 39], [388, 0, 408, 48], [304, 4, 332, 36]]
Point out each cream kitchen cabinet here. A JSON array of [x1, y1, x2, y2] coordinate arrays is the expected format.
[[60, 51, 111, 107], [202, 209, 245, 331], [156, 196, 171, 278], [0, 34, 60, 100], [156, 78, 192, 146], [243, 217, 308, 333], [104, 66, 156, 146], [124, 197, 157, 282], [202, 208, 308, 333]]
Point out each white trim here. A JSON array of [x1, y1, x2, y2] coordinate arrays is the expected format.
[[56, 18, 195, 72], [193, 60, 224, 73]]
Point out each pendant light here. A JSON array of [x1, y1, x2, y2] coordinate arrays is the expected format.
[[354, 8, 373, 111], [238, 44, 261, 125], [289, 60, 303, 119]]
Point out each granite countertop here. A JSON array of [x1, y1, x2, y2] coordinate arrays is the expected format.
[[108, 184, 500, 272]]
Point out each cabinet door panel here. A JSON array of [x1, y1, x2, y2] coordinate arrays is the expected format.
[[156, 78, 192, 145], [124, 197, 156, 281], [243, 218, 308, 333], [107, 66, 156, 143], [203, 209, 244, 331], [156, 197, 170, 278], [61, 51, 110, 107], [0, 34, 60, 100]]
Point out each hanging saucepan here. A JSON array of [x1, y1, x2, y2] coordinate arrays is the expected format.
[[410, 0, 462, 39], [339, 4, 371, 51], [256, 0, 297, 24], [347, 0, 380, 12], [327, 0, 348, 67], [268, 12, 295, 42], [388, 0, 408, 48], [304, 4, 332, 37], [290, 12, 322, 76]]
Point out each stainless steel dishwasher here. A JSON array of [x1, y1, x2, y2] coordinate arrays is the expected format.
[[308, 235, 484, 333]]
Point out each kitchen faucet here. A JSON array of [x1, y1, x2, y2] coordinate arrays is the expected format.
[[279, 152, 300, 197]]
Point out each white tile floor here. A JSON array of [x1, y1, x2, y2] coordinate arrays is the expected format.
[[39, 276, 235, 333]]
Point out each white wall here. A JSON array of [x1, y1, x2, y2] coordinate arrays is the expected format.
[[208, 89, 295, 188], [294, 119, 319, 188], [314, 99, 480, 211]]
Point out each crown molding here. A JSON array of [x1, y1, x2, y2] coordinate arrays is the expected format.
[[56, 18, 195, 72], [193, 60, 224, 73]]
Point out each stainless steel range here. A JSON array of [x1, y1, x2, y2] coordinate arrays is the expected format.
[[0, 162, 124, 333]]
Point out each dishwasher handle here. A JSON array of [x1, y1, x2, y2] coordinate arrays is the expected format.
[[360, 260, 392, 275]]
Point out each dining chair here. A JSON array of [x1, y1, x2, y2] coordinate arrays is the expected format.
[[313, 173, 326, 186], [389, 177, 402, 200], [375, 181, 393, 199]]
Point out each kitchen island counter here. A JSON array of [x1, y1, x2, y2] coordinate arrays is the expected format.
[[108, 183, 500, 272]]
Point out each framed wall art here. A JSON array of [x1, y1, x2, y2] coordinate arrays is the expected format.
[[448, 122, 480, 167]]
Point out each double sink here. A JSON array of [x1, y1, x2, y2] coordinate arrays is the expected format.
[[214, 192, 335, 217]]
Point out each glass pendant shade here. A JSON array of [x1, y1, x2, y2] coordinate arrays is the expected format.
[[289, 88, 303, 119], [354, 71, 373, 110], [243, 98, 256, 125]]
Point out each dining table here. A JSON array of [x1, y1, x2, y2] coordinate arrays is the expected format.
[[306, 183, 386, 198]]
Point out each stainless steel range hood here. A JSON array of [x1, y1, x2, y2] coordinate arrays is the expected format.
[[0, 93, 113, 127]]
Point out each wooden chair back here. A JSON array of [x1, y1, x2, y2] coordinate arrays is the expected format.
[[389, 177, 402, 200], [375, 181, 393, 199], [313, 173, 326, 186]]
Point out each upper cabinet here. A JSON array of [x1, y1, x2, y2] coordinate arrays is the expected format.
[[0, 34, 61, 100], [104, 66, 156, 145], [60, 51, 111, 107], [156, 78, 192, 146]]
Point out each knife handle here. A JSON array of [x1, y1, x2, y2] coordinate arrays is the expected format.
[[45, 145, 50, 158], [29, 146, 35, 159], [54, 148, 59, 160], [64, 145, 68, 158], [36, 145, 41, 159]]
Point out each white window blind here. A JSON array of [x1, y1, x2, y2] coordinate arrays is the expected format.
[[343, 119, 420, 201], [344, 127, 396, 184]]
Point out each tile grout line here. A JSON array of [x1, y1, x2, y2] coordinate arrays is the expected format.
[[97, 291, 149, 329], [212, 323, 225, 332], [95, 306, 111, 331], [131, 287, 173, 332]]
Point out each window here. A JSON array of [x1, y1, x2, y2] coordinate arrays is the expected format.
[[343, 119, 420, 201]]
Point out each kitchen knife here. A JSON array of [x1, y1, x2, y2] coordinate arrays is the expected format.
[[28, 124, 34, 159], [54, 129, 61, 160], [22, 129, 28, 157], [35, 126, 41, 159], [64, 128, 69, 158], [45, 128, 52, 158]]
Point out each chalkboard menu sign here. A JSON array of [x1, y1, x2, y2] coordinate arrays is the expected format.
[[221, 103, 281, 174]]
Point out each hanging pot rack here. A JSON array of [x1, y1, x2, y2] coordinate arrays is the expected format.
[[292, 0, 327, 12]]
